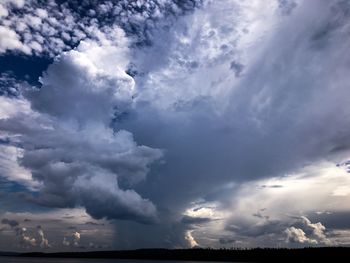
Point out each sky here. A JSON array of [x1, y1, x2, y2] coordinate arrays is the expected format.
[[1, 0, 350, 252]]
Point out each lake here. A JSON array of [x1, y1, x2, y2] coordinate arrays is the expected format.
[[0, 257, 227, 263]]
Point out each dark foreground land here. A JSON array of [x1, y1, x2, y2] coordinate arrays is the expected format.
[[16, 247, 350, 262]]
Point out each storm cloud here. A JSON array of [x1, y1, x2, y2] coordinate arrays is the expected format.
[[1, 0, 350, 250]]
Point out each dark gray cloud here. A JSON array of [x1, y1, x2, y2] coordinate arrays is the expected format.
[[219, 237, 236, 245], [252, 210, 270, 220], [260, 185, 284, 189], [308, 211, 350, 230], [337, 160, 350, 173], [230, 61, 244, 77], [111, 0, 350, 222], [226, 219, 286, 238], [181, 215, 213, 225], [278, 0, 298, 15], [84, 221, 105, 226]]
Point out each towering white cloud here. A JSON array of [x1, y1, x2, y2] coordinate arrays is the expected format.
[[285, 227, 315, 244], [0, 26, 162, 224], [73, 231, 80, 247], [285, 216, 331, 245]]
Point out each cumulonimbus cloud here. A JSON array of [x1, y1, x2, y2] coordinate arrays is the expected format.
[[0, 27, 162, 224], [1, 0, 350, 248]]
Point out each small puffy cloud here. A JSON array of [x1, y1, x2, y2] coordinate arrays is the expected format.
[[0, 25, 31, 54], [285, 227, 315, 244], [0, 144, 39, 190], [219, 237, 236, 245], [3, 0, 25, 8], [0, 0, 201, 56], [0, 95, 32, 118], [0, 0, 24, 19], [35, 8, 47, 19]]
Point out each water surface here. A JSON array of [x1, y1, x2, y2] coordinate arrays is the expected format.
[[0, 257, 227, 263]]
